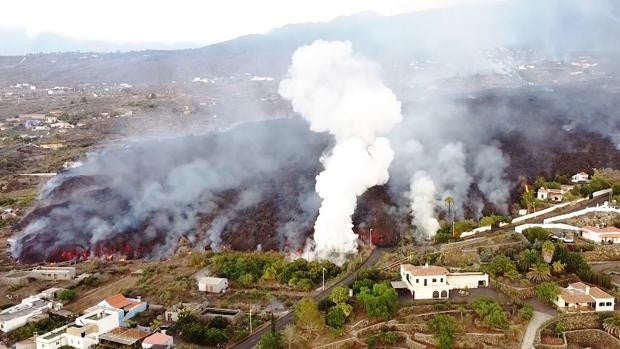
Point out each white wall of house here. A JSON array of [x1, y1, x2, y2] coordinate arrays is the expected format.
[[198, 278, 228, 293], [594, 298, 615, 312], [36, 326, 69, 349], [0, 299, 54, 333], [446, 273, 488, 288], [64, 333, 98, 349], [75, 309, 120, 336]]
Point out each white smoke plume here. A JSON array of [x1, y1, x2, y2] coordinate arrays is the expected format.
[[279, 40, 403, 260], [432, 142, 472, 218], [473, 145, 511, 213], [409, 171, 440, 238]]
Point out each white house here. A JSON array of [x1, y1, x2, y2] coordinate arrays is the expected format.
[[395, 264, 488, 300], [0, 290, 62, 333], [571, 172, 590, 183], [85, 294, 147, 326], [554, 282, 615, 312], [581, 226, 620, 244], [537, 185, 574, 202], [198, 277, 228, 293], [142, 332, 173, 349], [36, 303, 126, 349]]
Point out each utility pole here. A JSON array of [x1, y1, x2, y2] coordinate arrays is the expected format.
[[369, 228, 373, 247], [322, 267, 326, 290], [249, 309, 253, 334]]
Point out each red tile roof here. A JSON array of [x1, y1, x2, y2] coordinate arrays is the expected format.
[[104, 294, 144, 310], [401, 264, 448, 276], [143, 332, 173, 345]]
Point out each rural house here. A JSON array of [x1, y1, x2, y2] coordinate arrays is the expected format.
[[86, 294, 147, 325], [581, 226, 620, 244], [554, 282, 615, 312], [571, 172, 590, 183], [393, 264, 488, 300]]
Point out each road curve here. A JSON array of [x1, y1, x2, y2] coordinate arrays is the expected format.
[[231, 248, 385, 349]]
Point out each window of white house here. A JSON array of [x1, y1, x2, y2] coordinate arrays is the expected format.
[[607, 302, 612, 306], [432, 278, 436, 282]]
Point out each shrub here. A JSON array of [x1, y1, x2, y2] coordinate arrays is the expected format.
[[58, 289, 76, 302], [428, 314, 457, 349], [356, 283, 398, 319]]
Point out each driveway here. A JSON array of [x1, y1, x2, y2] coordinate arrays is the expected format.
[[520, 310, 553, 349]]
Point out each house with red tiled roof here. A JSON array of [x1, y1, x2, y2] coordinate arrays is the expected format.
[[581, 226, 620, 244], [394, 264, 488, 300], [554, 282, 615, 312], [86, 294, 147, 325], [142, 332, 173, 349]]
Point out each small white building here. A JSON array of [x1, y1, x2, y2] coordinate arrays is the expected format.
[[0, 290, 62, 333], [554, 282, 615, 312], [581, 226, 620, 244], [396, 264, 488, 300], [198, 277, 228, 293], [30, 267, 76, 281], [571, 172, 590, 183], [537, 185, 574, 202]]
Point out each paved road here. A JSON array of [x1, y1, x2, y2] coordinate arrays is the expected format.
[[520, 311, 553, 349], [232, 248, 385, 349]]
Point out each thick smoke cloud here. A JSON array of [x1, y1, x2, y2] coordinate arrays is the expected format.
[[9, 0, 620, 262], [279, 40, 402, 261], [11, 120, 328, 261]]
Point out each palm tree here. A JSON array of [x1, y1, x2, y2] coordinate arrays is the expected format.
[[541, 241, 555, 263], [552, 261, 565, 275], [519, 249, 540, 271], [444, 196, 454, 220], [603, 314, 620, 338], [527, 263, 551, 282]]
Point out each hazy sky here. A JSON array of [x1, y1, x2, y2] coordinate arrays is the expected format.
[[1, 0, 496, 46]]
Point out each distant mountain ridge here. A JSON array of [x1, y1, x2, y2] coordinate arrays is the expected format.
[[0, 0, 618, 86]]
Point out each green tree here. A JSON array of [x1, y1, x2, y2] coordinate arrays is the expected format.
[[519, 304, 534, 321], [329, 286, 349, 304], [554, 321, 566, 337], [524, 227, 550, 244], [527, 263, 551, 282], [58, 289, 76, 302], [357, 283, 398, 319], [294, 297, 323, 331], [485, 255, 518, 277], [535, 282, 559, 305], [326, 306, 346, 332], [428, 314, 457, 349], [518, 249, 541, 271], [471, 297, 509, 329]]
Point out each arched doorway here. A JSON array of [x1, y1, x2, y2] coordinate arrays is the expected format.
[[432, 291, 439, 298], [441, 290, 448, 298]]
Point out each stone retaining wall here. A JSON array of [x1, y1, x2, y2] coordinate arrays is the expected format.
[[564, 329, 620, 348]]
